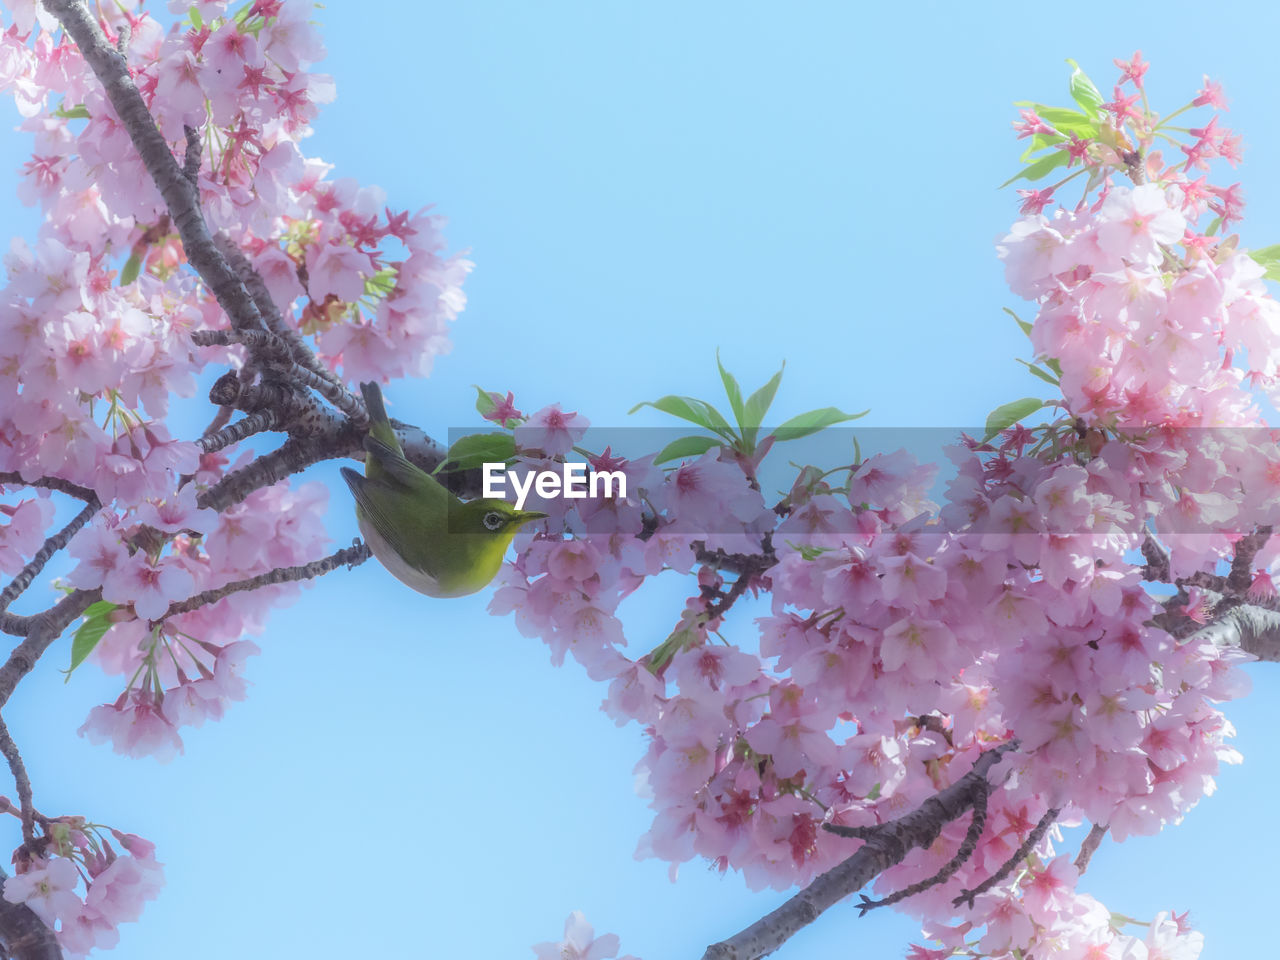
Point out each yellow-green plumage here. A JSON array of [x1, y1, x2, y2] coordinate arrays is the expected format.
[[341, 382, 545, 598]]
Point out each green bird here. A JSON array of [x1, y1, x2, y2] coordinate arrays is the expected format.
[[340, 382, 547, 598]]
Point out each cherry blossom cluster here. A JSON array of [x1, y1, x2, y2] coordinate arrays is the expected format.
[[70, 476, 327, 762], [0, 0, 469, 951], [0, 809, 161, 958], [0, 0, 465, 749], [481, 57, 1265, 958], [0, 8, 1259, 957]]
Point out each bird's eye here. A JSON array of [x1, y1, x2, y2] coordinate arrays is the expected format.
[[483, 511, 505, 531]]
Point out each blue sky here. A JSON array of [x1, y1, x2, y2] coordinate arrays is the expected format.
[[3, 2, 1280, 957]]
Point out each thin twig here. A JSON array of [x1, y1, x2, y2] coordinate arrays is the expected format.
[[201, 403, 234, 440], [0, 502, 99, 617], [703, 742, 1018, 960], [0, 475, 96, 502], [0, 719, 36, 848], [952, 806, 1059, 909], [160, 543, 372, 621], [855, 778, 989, 915], [1074, 822, 1108, 875]]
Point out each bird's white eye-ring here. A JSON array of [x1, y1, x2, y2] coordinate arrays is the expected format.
[[483, 511, 505, 531]]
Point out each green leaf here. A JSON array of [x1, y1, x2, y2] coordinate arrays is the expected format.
[[629, 396, 736, 440], [1250, 244, 1280, 282], [1019, 133, 1064, 163], [119, 253, 142, 286], [54, 104, 90, 120], [788, 540, 833, 561], [1044, 356, 1063, 377], [433, 433, 516, 474], [473, 385, 498, 419], [984, 398, 1046, 440], [716, 350, 746, 429], [654, 435, 722, 464], [363, 266, 397, 297], [741, 362, 785, 447], [1004, 306, 1032, 337], [189, 6, 204, 28], [1011, 102, 1096, 129], [1016, 358, 1060, 386], [65, 602, 116, 681], [999, 149, 1070, 189], [773, 406, 869, 442], [1065, 59, 1105, 119]]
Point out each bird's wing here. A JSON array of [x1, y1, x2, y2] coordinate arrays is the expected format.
[[340, 466, 442, 580], [362, 433, 453, 500]]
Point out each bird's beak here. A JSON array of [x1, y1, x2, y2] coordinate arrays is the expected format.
[[519, 511, 549, 522]]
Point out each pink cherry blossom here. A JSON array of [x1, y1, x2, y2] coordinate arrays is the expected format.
[[532, 911, 636, 960], [515, 403, 590, 457], [2, 856, 82, 927]]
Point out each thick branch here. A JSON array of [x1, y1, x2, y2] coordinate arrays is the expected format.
[[196, 409, 280, 455], [1183, 600, 1280, 661], [197, 430, 355, 513], [0, 866, 61, 960], [211, 234, 364, 423], [196, 418, 457, 513], [43, 0, 270, 341], [856, 778, 988, 915], [1139, 535, 1170, 583], [0, 590, 100, 711], [703, 743, 1016, 960], [1227, 525, 1272, 596], [161, 543, 371, 621], [181, 124, 200, 184]]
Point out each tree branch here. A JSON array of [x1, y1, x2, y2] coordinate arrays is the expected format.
[[0, 502, 99, 618], [196, 416, 459, 513], [0, 590, 100, 712], [1074, 822, 1108, 875], [1139, 534, 1170, 583], [1226, 525, 1271, 596], [0, 476, 95, 502], [952, 805, 1059, 909], [196, 409, 280, 455], [0, 720, 36, 849], [702, 742, 1017, 960], [160, 543, 371, 621], [181, 124, 200, 185], [210, 234, 364, 423], [43, 0, 270, 341], [0, 865, 60, 960], [855, 777, 989, 915]]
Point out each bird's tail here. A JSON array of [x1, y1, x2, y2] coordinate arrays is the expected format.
[[360, 381, 402, 454]]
